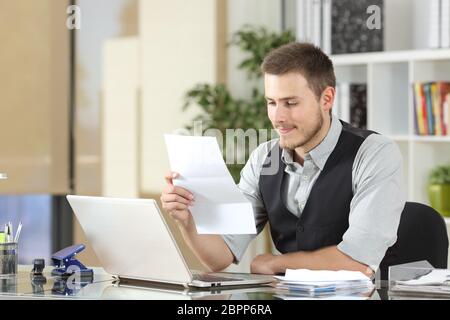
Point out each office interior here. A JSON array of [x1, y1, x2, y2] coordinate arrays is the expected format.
[[1, 0, 450, 275]]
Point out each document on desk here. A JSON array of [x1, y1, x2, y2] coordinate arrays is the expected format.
[[164, 134, 256, 234], [275, 269, 372, 283], [273, 269, 374, 298], [390, 269, 450, 298], [395, 269, 450, 286]]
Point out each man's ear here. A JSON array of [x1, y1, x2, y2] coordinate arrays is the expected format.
[[320, 86, 335, 113]]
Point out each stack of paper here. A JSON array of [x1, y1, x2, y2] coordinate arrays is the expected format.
[[395, 269, 450, 286], [390, 269, 450, 298], [273, 269, 375, 299]]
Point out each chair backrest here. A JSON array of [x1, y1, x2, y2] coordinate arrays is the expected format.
[[380, 202, 449, 280]]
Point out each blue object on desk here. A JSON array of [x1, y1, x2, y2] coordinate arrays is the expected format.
[[51, 244, 94, 279], [52, 278, 91, 296]]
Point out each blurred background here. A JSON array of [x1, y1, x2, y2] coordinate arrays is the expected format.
[[1, 0, 449, 272]]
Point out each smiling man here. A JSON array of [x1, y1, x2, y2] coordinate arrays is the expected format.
[[161, 42, 405, 278]]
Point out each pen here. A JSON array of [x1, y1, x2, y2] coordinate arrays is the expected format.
[[4, 224, 9, 243], [14, 221, 22, 243], [8, 222, 13, 243]]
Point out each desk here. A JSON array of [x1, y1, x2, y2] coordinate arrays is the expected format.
[[0, 265, 444, 300]]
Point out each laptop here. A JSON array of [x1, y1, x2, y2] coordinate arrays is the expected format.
[[66, 195, 274, 288]]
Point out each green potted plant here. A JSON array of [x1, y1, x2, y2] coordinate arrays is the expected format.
[[183, 25, 295, 182], [428, 164, 450, 217]]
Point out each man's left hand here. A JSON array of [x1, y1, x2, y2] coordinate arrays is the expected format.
[[250, 253, 280, 274]]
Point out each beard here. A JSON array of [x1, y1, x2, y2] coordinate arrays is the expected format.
[[278, 110, 324, 150]]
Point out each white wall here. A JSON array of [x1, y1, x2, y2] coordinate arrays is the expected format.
[[76, 0, 134, 196], [227, 0, 282, 99], [102, 37, 139, 198], [139, 0, 217, 194]]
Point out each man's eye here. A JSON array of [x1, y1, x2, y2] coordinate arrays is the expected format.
[[267, 101, 276, 106], [287, 101, 298, 106]]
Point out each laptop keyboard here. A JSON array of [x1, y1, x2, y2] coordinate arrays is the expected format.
[[193, 274, 243, 283]]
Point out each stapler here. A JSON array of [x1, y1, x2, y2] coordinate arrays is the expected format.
[[51, 244, 94, 281]]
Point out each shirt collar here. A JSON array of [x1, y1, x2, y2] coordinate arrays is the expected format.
[[281, 114, 342, 171]]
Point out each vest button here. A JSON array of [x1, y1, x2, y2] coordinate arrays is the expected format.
[[299, 225, 304, 232]]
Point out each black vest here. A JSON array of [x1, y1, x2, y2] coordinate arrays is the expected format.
[[259, 121, 397, 267]]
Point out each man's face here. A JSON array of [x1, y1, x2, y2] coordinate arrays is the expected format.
[[265, 72, 326, 150]]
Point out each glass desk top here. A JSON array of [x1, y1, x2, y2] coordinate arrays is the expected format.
[[0, 265, 444, 300]]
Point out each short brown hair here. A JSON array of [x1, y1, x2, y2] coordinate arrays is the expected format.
[[261, 42, 336, 101]]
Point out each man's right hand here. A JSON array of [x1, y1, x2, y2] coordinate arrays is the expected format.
[[160, 172, 234, 272], [160, 171, 195, 228]]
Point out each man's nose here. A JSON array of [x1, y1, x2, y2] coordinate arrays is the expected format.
[[274, 104, 289, 123]]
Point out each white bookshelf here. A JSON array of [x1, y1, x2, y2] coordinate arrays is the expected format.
[[331, 49, 450, 206], [332, 49, 450, 65]]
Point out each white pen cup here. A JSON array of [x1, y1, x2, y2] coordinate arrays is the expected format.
[[0, 243, 18, 276]]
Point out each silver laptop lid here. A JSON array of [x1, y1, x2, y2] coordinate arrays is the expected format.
[[67, 195, 193, 285]]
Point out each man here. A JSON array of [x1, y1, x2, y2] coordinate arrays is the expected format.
[[160, 42, 405, 277]]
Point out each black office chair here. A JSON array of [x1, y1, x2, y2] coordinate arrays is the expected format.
[[379, 202, 449, 280]]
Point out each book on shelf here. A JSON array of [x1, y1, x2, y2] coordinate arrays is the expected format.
[[441, 0, 450, 48], [296, 0, 322, 47], [334, 83, 367, 129], [412, 0, 450, 49], [445, 93, 450, 133], [330, 0, 384, 54], [296, 0, 384, 54], [412, 0, 441, 49], [349, 84, 367, 129], [412, 82, 450, 136]]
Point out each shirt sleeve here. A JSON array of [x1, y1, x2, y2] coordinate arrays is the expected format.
[[221, 141, 273, 264], [337, 134, 406, 272]]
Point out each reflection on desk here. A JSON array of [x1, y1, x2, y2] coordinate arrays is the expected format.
[[1, 265, 446, 300], [0, 266, 113, 299]]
